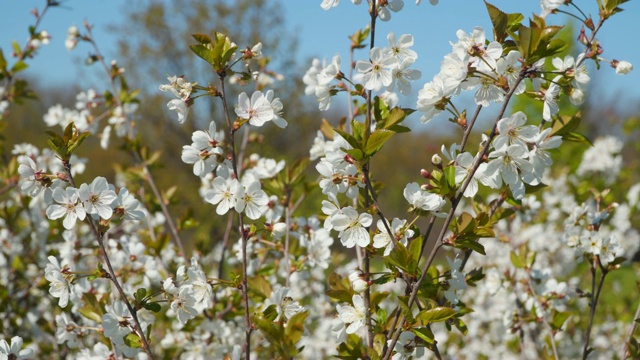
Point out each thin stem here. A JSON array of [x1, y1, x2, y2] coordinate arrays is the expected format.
[[582, 257, 608, 360], [526, 271, 559, 360], [219, 77, 252, 359], [64, 162, 155, 360], [459, 105, 483, 153], [359, 1, 378, 352], [621, 300, 640, 359], [384, 73, 526, 359], [284, 187, 292, 287], [84, 24, 187, 259]]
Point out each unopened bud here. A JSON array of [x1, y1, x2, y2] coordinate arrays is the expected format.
[[349, 270, 369, 293], [611, 59, 633, 75], [344, 154, 356, 164], [431, 154, 442, 168], [577, 27, 589, 46], [457, 110, 467, 129], [420, 169, 431, 179]]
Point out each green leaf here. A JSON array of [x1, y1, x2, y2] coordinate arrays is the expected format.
[[452, 317, 468, 335], [189, 44, 216, 66], [397, 296, 414, 323], [365, 129, 394, 157], [134, 288, 147, 304], [262, 304, 279, 322], [77, 293, 104, 322], [417, 307, 457, 323], [248, 275, 273, 301], [408, 236, 423, 266], [284, 310, 308, 345], [143, 302, 162, 313], [383, 107, 413, 129], [10, 60, 28, 74], [413, 327, 435, 344], [485, 1, 509, 43], [550, 309, 571, 330], [351, 119, 365, 142], [454, 238, 486, 255], [344, 148, 364, 161], [387, 242, 415, 275], [124, 333, 143, 348], [333, 128, 362, 151], [444, 165, 457, 190], [287, 157, 310, 185], [562, 131, 592, 145], [510, 251, 526, 269], [0, 48, 7, 72]]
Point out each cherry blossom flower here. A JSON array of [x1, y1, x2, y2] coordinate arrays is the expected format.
[[181, 144, 220, 178], [46, 187, 86, 230], [497, 50, 525, 94], [336, 294, 366, 335], [403, 182, 446, 211], [612, 59, 633, 75], [171, 285, 199, 324], [18, 156, 46, 196], [235, 180, 268, 220], [55, 313, 82, 348], [65, 25, 80, 50], [540, 0, 564, 18], [387, 32, 417, 61], [268, 286, 305, 321], [484, 144, 533, 200], [306, 228, 333, 269], [0, 336, 33, 360], [235, 91, 275, 127], [356, 47, 398, 91], [373, 218, 413, 255], [167, 98, 191, 123], [542, 77, 561, 121], [416, 75, 451, 123], [493, 111, 538, 151], [45, 256, 72, 308], [113, 187, 145, 221], [388, 58, 422, 95], [204, 176, 241, 215], [78, 176, 117, 220], [389, 331, 425, 360], [186, 259, 213, 312], [331, 206, 373, 248], [349, 270, 369, 293], [102, 300, 133, 344], [320, 0, 340, 10]]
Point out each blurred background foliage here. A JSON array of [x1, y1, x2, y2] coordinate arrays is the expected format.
[[1, 0, 639, 257]]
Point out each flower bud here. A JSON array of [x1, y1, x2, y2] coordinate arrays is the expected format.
[[611, 59, 633, 75], [420, 168, 431, 179], [349, 270, 368, 293], [271, 222, 287, 239], [431, 154, 442, 168]]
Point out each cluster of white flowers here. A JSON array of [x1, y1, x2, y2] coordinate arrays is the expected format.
[[181, 121, 226, 177], [235, 90, 287, 128], [159, 75, 196, 123], [163, 258, 213, 324], [576, 136, 623, 184], [41, 177, 144, 230], [65, 25, 80, 50], [321, 0, 437, 19], [303, 32, 421, 111], [315, 133, 364, 198]]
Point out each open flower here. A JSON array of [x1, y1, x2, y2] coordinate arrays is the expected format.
[[46, 187, 86, 230]]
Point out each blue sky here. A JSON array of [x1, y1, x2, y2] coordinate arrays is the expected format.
[[1, 1, 638, 103]]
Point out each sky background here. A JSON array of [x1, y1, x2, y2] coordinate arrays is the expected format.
[[1, 0, 639, 106]]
